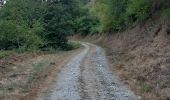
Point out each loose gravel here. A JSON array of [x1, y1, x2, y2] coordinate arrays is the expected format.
[[45, 43, 140, 100]]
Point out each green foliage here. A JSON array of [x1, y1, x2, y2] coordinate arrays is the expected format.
[[76, 14, 99, 36], [0, 0, 45, 26], [68, 41, 81, 49], [126, 0, 151, 23], [0, 0, 95, 51], [43, 0, 96, 49], [0, 21, 20, 50], [1, 0, 162, 51], [90, 0, 127, 32], [43, 1, 73, 49], [0, 0, 169, 51], [0, 50, 15, 59], [0, 51, 9, 59], [0, 0, 44, 51], [0, 20, 43, 51], [138, 81, 154, 93], [90, 0, 152, 32]]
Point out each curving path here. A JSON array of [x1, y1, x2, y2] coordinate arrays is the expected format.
[[44, 43, 140, 100]]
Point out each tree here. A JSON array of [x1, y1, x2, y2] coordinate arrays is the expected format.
[[43, 0, 93, 49], [0, 0, 44, 51], [90, 0, 152, 32]]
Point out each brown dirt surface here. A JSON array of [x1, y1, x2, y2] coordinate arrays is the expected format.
[[0, 48, 82, 100], [42, 43, 139, 100], [74, 17, 170, 100]]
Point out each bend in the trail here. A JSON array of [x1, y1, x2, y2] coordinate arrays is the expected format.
[[44, 43, 140, 100]]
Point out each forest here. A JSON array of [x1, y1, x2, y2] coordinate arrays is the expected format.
[[0, 0, 96, 52], [0, 0, 169, 52]]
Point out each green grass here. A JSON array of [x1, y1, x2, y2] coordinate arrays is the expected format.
[[40, 41, 81, 53], [138, 81, 154, 93], [68, 41, 81, 50], [0, 51, 8, 59], [28, 61, 51, 82], [22, 60, 53, 92], [0, 50, 14, 59]]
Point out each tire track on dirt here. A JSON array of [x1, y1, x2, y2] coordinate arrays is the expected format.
[[44, 43, 140, 100], [45, 43, 89, 100]]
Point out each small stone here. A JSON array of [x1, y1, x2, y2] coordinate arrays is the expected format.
[[124, 94, 129, 97], [138, 96, 141, 99]]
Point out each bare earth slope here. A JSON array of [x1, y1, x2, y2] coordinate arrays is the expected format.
[[75, 17, 170, 100], [43, 43, 140, 100]]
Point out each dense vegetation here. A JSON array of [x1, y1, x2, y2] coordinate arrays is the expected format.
[[0, 0, 44, 51], [0, 0, 96, 51], [90, 0, 170, 32], [0, 0, 169, 52]]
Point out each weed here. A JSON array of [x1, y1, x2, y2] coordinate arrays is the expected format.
[[24, 60, 52, 91], [0, 50, 17, 59], [68, 41, 81, 50], [0, 51, 9, 59], [0, 81, 23, 96], [138, 81, 154, 93]]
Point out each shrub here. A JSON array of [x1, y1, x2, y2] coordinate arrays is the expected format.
[[76, 15, 100, 36], [126, 0, 151, 23], [0, 20, 43, 51], [90, 0, 153, 32], [0, 21, 21, 50], [0, 51, 9, 59], [43, 0, 91, 49], [0, 0, 44, 51]]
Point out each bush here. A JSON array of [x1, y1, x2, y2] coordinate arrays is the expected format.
[[0, 51, 9, 59], [0, 20, 43, 51], [43, 0, 91, 49], [126, 0, 151, 23], [90, 0, 152, 32], [0, 0, 45, 51], [0, 21, 21, 50], [76, 15, 100, 36], [90, 0, 127, 32], [43, 4, 69, 49], [68, 41, 81, 50]]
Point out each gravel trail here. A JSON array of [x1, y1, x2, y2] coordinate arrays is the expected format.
[[45, 43, 140, 100]]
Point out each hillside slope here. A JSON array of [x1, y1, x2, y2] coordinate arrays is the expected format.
[[77, 17, 170, 100]]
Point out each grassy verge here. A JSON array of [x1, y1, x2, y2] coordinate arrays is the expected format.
[[0, 50, 16, 59], [0, 41, 82, 99], [23, 60, 55, 92], [68, 41, 81, 49], [0, 41, 81, 60], [74, 26, 170, 99]]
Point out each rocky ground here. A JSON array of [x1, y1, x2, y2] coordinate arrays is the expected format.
[[42, 43, 140, 100]]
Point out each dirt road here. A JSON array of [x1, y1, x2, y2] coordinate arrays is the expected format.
[[43, 43, 140, 100]]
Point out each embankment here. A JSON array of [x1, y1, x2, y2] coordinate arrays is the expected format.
[[74, 17, 170, 100]]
